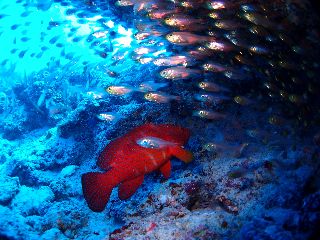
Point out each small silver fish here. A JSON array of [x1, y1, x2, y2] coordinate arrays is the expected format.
[[96, 112, 121, 122], [92, 31, 109, 39], [194, 93, 230, 104], [86, 89, 106, 100], [193, 110, 226, 120], [203, 142, 248, 158]]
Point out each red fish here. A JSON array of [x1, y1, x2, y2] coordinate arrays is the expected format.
[[81, 123, 193, 212]]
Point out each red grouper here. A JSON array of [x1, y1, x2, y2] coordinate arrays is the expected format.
[[81, 123, 193, 212]]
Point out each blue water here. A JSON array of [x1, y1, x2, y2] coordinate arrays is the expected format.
[[0, 0, 319, 239], [0, 0, 137, 75]]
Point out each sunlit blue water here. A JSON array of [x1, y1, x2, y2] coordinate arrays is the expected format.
[[0, 0, 135, 76]]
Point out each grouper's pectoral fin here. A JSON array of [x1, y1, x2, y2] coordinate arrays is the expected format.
[[118, 175, 144, 200], [160, 161, 171, 179], [170, 146, 193, 163]]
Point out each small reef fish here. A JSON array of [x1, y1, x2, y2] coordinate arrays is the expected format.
[[194, 93, 230, 104], [1, 59, 9, 66], [10, 48, 18, 54], [49, 35, 60, 45], [234, 96, 254, 105], [224, 33, 249, 48], [21, 37, 31, 42], [36, 0, 53, 11], [11, 24, 21, 30], [134, 46, 159, 55], [35, 52, 44, 59], [92, 31, 109, 39], [106, 69, 119, 78], [205, 40, 235, 51], [249, 45, 269, 55], [202, 62, 229, 72], [137, 57, 154, 64], [268, 115, 285, 125], [134, 30, 164, 40], [106, 85, 137, 96], [117, 0, 165, 12], [234, 54, 255, 65], [249, 25, 270, 37], [137, 136, 178, 149], [215, 20, 245, 30], [0, 14, 9, 19], [160, 66, 201, 80], [97, 112, 121, 122], [19, 50, 28, 58], [153, 55, 194, 67], [246, 129, 270, 143], [166, 32, 215, 45], [134, 31, 152, 40], [224, 70, 247, 80], [203, 142, 248, 158], [72, 36, 84, 43], [193, 110, 226, 120], [41, 46, 49, 51], [208, 11, 225, 19], [188, 46, 215, 60], [241, 12, 278, 30], [177, 0, 206, 9], [139, 80, 168, 92], [198, 81, 229, 92], [115, 0, 134, 6], [81, 123, 193, 212], [164, 14, 205, 30], [206, 1, 234, 10], [21, 11, 32, 17], [147, 9, 181, 19], [86, 89, 106, 100], [144, 92, 180, 103]]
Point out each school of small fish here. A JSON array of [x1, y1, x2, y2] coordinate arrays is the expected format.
[[0, 0, 135, 73], [112, 0, 319, 127], [112, 0, 319, 160], [1, 0, 319, 142]]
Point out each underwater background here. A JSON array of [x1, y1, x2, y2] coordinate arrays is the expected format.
[[0, 0, 319, 239]]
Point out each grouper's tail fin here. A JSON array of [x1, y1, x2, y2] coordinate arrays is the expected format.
[[81, 172, 116, 212]]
